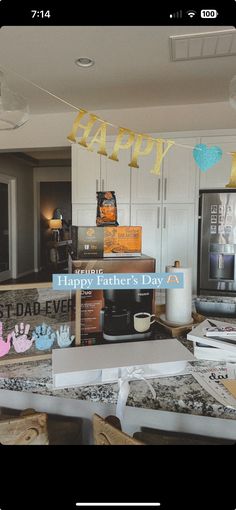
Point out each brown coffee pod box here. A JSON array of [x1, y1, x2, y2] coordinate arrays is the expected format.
[[71, 226, 142, 258]]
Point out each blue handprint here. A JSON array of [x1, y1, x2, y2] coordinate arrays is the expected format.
[[56, 325, 75, 348], [32, 323, 56, 350]]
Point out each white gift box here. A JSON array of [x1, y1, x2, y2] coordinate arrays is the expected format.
[[52, 338, 194, 389]]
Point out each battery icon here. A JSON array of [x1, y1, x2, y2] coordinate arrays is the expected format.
[[201, 9, 218, 17]]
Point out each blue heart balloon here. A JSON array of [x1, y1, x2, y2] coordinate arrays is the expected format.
[[193, 143, 223, 172]]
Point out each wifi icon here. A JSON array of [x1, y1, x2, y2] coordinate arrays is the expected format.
[[187, 10, 197, 17]]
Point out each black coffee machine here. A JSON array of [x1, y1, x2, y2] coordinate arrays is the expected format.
[[100, 289, 155, 341]]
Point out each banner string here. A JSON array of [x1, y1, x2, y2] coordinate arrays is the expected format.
[[0, 63, 234, 155]]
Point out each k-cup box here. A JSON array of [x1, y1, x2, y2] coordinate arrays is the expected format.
[[71, 226, 142, 258]]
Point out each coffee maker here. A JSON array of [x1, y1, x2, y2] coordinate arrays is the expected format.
[[100, 288, 155, 341]]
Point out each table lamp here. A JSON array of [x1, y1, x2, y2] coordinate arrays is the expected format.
[[49, 218, 62, 242]]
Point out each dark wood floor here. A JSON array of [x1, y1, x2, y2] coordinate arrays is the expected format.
[[3, 270, 53, 285]]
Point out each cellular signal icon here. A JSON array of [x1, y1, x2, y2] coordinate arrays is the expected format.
[[169, 10, 182, 18], [187, 10, 197, 17]]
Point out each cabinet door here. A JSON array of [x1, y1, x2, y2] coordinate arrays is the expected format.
[[72, 204, 96, 226], [163, 138, 197, 203], [131, 204, 161, 271], [199, 136, 236, 189], [72, 144, 101, 203], [117, 204, 130, 226], [161, 203, 195, 272], [72, 204, 129, 227], [131, 149, 162, 203], [101, 142, 131, 203]]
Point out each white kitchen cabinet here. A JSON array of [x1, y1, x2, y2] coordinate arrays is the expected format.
[[72, 136, 198, 205], [131, 204, 162, 271], [163, 138, 197, 203], [116, 204, 130, 225], [131, 203, 195, 278], [72, 142, 131, 204], [131, 149, 161, 204], [72, 204, 97, 226], [72, 203, 130, 227], [199, 136, 236, 189], [161, 203, 195, 272], [101, 142, 131, 203], [72, 144, 101, 203], [131, 136, 198, 204]]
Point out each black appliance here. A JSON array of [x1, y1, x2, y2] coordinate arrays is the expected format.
[[100, 288, 154, 341]]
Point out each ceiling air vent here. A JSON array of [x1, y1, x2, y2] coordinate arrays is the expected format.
[[169, 29, 236, 61]]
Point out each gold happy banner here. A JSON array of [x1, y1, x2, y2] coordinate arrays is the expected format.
[[67, 109, 175, 175], [226, 152, 236, 187]]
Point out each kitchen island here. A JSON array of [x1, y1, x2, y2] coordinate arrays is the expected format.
[[0, 332, 236, 444]]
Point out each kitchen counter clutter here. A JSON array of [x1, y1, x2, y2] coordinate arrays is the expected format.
[[0, 331, 236, 424], [0, 356, 236, 420]]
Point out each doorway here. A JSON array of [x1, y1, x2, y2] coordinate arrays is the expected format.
[[39, 181, 72, 271], [0, 174, 17, 282]]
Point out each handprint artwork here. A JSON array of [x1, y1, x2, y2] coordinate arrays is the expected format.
[[0, 322, 11, 357], [0, 320, 74, 358], [32, 323, 56, 350], [56, 325, 75, 347], [10, 323, 33, 353]]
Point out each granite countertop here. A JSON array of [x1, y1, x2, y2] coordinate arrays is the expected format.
[[0, 329, 236, 421]]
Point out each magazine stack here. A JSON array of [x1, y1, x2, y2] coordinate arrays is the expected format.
[[187, 319, 236, 361]]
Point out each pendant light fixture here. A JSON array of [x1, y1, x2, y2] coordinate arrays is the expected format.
[[0, 70, 29, 130]]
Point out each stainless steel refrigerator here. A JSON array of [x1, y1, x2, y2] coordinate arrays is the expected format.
[[198, 190, 236, 295]]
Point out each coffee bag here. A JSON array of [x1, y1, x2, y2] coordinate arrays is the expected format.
[[96, 191, 118, 226]]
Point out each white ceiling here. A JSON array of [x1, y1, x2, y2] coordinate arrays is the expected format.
[[0, 25, 235, 113], [23, 148, 71, 160]]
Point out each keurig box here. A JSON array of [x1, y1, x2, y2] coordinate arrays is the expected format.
[[69, 255, 156, 346]]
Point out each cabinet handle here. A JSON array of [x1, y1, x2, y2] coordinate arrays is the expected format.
[[163, 207, 166, 228], [164, 178, 167, 201], [102, 179, 105, 191], [157, 207, 160, 228], [158, 178, 161, 201], [96, 179, 99, 192]]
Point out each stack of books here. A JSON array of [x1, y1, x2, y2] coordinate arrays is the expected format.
[[187, 319, 236, 361]]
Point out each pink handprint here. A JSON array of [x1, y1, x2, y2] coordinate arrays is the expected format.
[[0, 322, 11, 357], [11, 323, 33, 353]]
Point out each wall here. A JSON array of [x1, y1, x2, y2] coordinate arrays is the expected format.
[[34, 166, 71, 270], [0, 154, 34, 276], [0, 102, 236, 151]]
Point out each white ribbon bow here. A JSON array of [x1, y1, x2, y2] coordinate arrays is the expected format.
[[116, 366, 156, 422]]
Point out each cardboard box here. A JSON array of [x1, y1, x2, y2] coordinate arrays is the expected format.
[[69, 255, 156, 346], [71, 226, 142, 258], [52, 338, 195, 389]]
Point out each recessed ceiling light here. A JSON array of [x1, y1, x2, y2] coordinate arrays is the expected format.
[[75, 57, 95, 68]]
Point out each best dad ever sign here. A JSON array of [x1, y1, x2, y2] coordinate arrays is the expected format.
[[0, 297, 72, 319]]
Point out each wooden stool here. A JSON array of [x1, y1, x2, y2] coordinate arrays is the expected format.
[[0, 409, 49, 445], [93, 414, 144, 445]]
